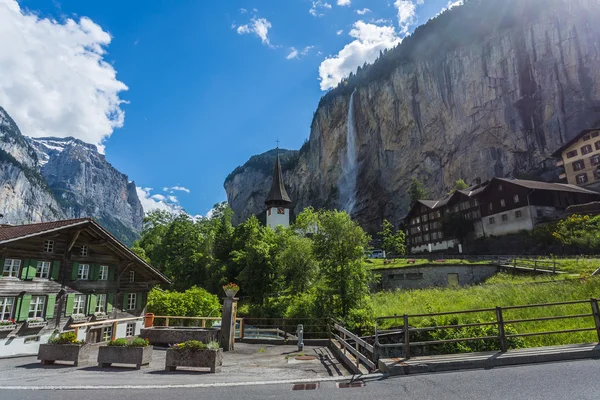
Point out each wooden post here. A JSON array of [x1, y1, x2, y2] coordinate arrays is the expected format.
[[74, 327, 79, 339], [534, 260, 537, 272], [111, 321, 118, 341], [403, 314, 411, 359], [342, 331, 346, 355], [283, 319, 287, 340], [513, 258, 517, 269], [356, 339, 360, 369], [165, 317, 169, 327], [553, 261, 557, 273], [496, 307, 508, 352], [590, 299, 600, 342], [202, 319, 206, 328], [240, 319, 245, 339]]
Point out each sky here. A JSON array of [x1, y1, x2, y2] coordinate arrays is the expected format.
[[0, 0, 463, 218]]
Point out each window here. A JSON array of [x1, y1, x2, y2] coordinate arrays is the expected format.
[[127, 293, 137, 310], [513, 195, 520, 204], [102, 326, 113, 342], [0, 297, 14, 320], [501, 214, 508, 222], [595, 169, 600, 180], [592, 155, 600, 166], [95, 294, 106, 313], [488, 203, 493, 211], [98, 265, 108, 281], [406, 273, 424, 281], [80, 245, 88, 257], [583, 134, 592, 141], [36, 261, 50, 279], [129, 270, 135, 283], [498, 184, 503, 191], [596, 141, 600, 151], [73, 294, 86, 315], [515, 211, 523, 219], [43, 240, 54, 253], [593, 132, 599, 138], [77, 264, 89, 280], [423, 214, 429, 222], [566, 150, 578, 158], [28, 296, 45, 319], [500, 199, 506, 207], [2, 259, 21, 278], [573, 160, 585, 171], [489, 217, 496, 225], [577, 173, 589, 184], [126, 323, 135, 337]]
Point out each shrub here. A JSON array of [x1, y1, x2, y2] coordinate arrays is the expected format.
[[173, 340, 207, 351], [146, 287, 220, 326], [107, 338, 128, 347], [128, 338, 150, 347], [206, 341, 220, 350], [49, 331, 84, 345]]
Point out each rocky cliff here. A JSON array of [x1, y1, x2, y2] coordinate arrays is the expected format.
[[225, 0, 600, 233], [0, 106, 144, 244]]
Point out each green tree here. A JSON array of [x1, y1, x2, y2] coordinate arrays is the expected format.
[[409, 178, 428, 206], [449, 179, 469, 194], [379, 219, 406, 256], [277, 232, 319, 294], [441, 213, 474, 245], [146, 286, 220, 323], [310, 210, 371, 319]]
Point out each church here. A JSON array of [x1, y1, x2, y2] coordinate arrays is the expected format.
[[265, 149, 292, 229]]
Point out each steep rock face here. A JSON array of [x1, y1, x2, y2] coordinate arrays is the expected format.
[[29, 137, 144, 244], [226, 0, 600, 232]]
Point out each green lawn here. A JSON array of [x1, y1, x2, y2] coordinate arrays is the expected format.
[[366, 258, 492, 270], [371, 276, 600, 349]]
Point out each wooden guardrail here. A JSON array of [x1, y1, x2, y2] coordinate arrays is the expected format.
[[375, 299, 600, 359], [70, 316, 145, 340], [331, 322, 376, 372]]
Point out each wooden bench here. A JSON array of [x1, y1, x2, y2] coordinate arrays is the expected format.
[[407, 259, 417, 264]]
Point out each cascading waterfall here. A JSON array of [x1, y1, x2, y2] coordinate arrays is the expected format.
[[339, 88, 358, 214]]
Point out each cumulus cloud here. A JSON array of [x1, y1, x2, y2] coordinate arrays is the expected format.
[[356, 8, 371, 15], [286, 47, 299, 60], [336, 29, 344, 35], [318, 21, 401, 90], [286, 46, 314, 60], [309, 1, 332, 17], [163, 186, 191, 193], [236, 16, 273, 47], [337, 0, 351, 5], [0, 0, 128, 153], [437, 0, 464, 16], [394, 0, 423, 35], [136, 187, 186, 215]]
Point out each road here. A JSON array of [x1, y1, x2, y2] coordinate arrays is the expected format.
[[2, 358, 599, 399]]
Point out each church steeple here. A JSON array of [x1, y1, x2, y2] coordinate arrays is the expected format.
[[265, 147, 291, 207]]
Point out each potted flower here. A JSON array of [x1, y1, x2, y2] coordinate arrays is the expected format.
[[0, 319, 16, 331], [222, 282, 239, 298], [98, 337, 152, 370], [38, 331, 90, 366], [93, 312, 108, 321], [26, 317, 47, 328], [165, 340, 222, 373]]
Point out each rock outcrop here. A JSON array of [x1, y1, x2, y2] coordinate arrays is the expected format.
[[225, 0, 600, 233]]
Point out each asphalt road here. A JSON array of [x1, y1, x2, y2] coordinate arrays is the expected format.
[[3, 358, 600, 399]]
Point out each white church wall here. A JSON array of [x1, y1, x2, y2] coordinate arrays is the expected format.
[[267, 207, 289, 229]]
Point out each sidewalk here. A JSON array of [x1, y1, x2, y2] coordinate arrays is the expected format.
[[379, 343, 600, 375]]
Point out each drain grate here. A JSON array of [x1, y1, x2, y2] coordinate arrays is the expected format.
[[292, 383, 320, 391], [337, 381, 365, 389]]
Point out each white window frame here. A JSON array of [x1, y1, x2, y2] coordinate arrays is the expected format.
[[500, 199, 506, 207], [515, 211, 523, 219], [489, 217, 495, 225], [28, 296, 46, 319], [127, 293, 137, 310], [0, 297, 14, 321], [43, 240, 54, 253], [80, 245, 88, 257], [102, 326, 113, 342], [126, 322, 135, 337], [73, 294, 86, 315], [98, 265, 109, 281], [77, 264, 89, 280], [129, 270, 135, 283], [501, 214, 508, 222], [513, 195, 520, 203], [2, 259, 21, 278], [95, 294, 106, 313], [36, 261, 51, 279]]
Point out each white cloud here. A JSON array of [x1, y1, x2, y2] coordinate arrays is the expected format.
[[337, 0, 351, 5], [0, 0, 128, 153], [437, 0, 464, 16], [170, 186, 191, 193], [309, 1, 332, 17], [236, 16, 273, 47], [336, 29, 344, 35], [240, 8, 248, 13], [286, 46, 314, 60], [136, 187, 186, 215], [286, 47, 299, 60], [318, 21, 401, 90], [394, 0, 421, 35], [356, 8, 371, 15]]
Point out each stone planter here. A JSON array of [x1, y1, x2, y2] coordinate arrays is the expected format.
[[98, 346, 153, 370], [38, 344, 93, 366], [141, 327, 220, 346], [165, 348, 223, 373], [0, 324, 16, 332], [224, 289, 238, 298]]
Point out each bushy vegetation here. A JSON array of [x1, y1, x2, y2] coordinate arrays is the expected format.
[[146, 287, 220, 325], [171, 340, 219, 351], [49, 331, 84, 345]]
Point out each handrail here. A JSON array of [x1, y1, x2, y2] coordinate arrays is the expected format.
[[331, 322, 376, 371], [69, 316, 142, 328], [374, 298, 600, 359]]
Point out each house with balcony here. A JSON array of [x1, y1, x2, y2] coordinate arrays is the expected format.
[[0, 218, 170, 357], [405, 178, 600, 254], [553, 128, 600, 191]]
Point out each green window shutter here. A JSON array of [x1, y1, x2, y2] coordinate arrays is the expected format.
[[45, 294, 57, 319], [65, 294, 75, 316], [51, 261, 60, 281], [87, 294, 97, 315], [71, 263, 79, 280], [106, 292, 115, 313], [21, 260, 35, 280], [89, 264, 98, 281], [0, 258, 3, 279], [17, 294, 32, 322], [137, 292, 144, 310], [109, 265, 116, 281], [123, 292, 130, 311]]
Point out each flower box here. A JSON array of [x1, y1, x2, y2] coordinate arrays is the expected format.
[[165, 348, 223, 373], [98, 345, 153, 370], [38, 344, 92, 366], [26, 319, 47, 328], [70, 314, 88, 322], [93, 313, 108, 321], [0, 324, 16, 332]]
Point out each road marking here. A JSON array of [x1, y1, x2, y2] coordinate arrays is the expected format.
[[0, 374, 384, 391]]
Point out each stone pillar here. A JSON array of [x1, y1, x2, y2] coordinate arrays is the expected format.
[[220, 296, 238, 351]]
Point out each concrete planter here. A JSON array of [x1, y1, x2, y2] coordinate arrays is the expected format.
[[98, 345, 153, 370], [0, 324, 16, 332], [165, 348, 223, 373], [26, 320, 47, 329], [141, 327, 219, 346], [38, 344, 92, 366]]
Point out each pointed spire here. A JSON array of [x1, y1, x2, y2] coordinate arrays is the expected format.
[[265, 146, 292, 207]]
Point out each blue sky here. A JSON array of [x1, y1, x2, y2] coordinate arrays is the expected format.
[[1, 0, 461, 217]]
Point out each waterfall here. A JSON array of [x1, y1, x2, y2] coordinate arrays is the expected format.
[[340, 89, 358, 214]]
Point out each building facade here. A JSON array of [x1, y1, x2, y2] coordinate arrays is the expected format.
[[0, 218, 170, 356], [405, 178, 600, 254], [553, 128, 600, 191], [265, 149, 292, 229]]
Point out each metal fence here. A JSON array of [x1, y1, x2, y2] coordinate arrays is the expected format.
[[240, 318, 330, 340]]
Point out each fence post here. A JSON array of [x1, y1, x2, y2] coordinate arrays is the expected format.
[[283, 319, 287, 341], [342, 331, 347, 355], [240, 319, 245, 339], [356, 339, 360, 369], [590, 299, 600, 342], [513, 258, 517, 269], [496, 306, 508, 352], [534, 260, 537, 272], [165, 317, 169, 327], [403, 314, 411, 359]]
